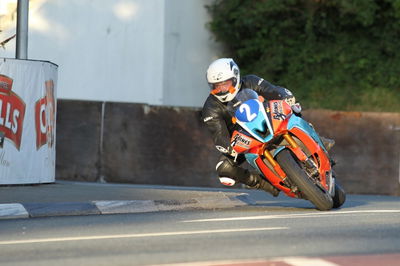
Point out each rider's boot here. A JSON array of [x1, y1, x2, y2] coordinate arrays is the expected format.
[[247, 173, 280, 197], [320, 136, 335, 151]]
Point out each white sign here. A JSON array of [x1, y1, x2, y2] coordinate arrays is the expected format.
[[0, 58, 58, 184]]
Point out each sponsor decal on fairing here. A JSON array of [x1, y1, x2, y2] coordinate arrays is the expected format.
[[231, 133, 251, 149], [272, 101, 286, 121]]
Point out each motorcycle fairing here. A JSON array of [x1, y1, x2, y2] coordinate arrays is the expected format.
[[254, 156, 295, 196], [246, 103, 333, 192], [271, 114, 332, 190], [244, 153, 259, 171], [230, 90, 333, 197], [287, 115, 327, 153], [235, 100, 274, 143], [231, 130, 263, 154], [268, 100, 293, 133]]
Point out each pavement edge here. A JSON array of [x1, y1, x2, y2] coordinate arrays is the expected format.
[[0, 193, 254, 220]]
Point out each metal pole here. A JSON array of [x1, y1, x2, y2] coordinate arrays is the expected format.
[[16, 0, 29, 59]]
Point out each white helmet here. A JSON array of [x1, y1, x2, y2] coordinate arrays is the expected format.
[[206, 58, 240, 102]]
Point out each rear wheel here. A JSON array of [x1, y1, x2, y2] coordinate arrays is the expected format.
[[276, 149, 333, 211], [333, 182, 346, 208]]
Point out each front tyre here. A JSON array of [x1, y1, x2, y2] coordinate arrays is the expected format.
[[276, 149, 333, 211]]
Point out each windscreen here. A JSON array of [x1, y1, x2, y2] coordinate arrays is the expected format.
[[227, 88, 259, 116]]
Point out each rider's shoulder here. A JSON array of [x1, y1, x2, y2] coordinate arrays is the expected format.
[[241, 74, 265, 88], [202, 95, 223, 113], [241, 74, 262, 83]]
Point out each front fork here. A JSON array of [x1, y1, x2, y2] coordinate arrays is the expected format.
[[262, 147, 286, 179]]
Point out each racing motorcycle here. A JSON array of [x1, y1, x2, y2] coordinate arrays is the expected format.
[[228, 89, 346, 210]]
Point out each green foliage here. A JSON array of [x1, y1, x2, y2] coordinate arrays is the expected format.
[[206, 0, 400, 112]]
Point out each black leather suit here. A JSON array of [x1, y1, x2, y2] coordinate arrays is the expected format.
[[201, 74, 295, 185]]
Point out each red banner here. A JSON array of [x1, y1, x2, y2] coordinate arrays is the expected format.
[[0, 75, 26, 150], [35, 80, 55, 150]]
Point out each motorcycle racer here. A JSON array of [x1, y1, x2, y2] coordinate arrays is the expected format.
[[201, 58, 334, 196]]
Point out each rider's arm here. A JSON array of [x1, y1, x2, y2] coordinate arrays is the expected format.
[[242, 74, 295, 101], [201, 97, 233, 155], [242, 74, 300, 113]]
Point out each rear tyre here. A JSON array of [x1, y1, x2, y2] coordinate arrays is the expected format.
[[276, 149, 333, 211], [333, 182, 346, 208]]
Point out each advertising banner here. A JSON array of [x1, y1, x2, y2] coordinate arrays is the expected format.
[[0, 58, 58, 184]]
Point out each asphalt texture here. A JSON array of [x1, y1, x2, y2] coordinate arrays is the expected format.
[[0, 181, 254, 220]]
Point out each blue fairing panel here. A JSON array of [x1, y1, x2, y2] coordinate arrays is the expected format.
[[287, 115, 326, 152], [245, 153, 259, 170]]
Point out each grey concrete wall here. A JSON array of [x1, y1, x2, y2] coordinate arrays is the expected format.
[[56, 100, 400, 196]]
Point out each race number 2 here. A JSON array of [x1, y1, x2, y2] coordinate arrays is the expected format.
[[236, 99, 259, 122], [240, 104, 257, 121]]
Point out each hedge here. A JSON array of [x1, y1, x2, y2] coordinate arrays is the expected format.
[[206, 0, 400, 112]]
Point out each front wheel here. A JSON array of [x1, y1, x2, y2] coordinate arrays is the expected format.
[[276, 149, 333, 211]]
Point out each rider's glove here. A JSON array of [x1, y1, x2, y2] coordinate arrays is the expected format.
[[291, 102, 302, 114], [284, 96, 302, 114], [284, 96, 296, 106]]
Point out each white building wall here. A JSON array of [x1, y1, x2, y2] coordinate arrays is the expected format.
[[162, 0, 222, 107], [0, 0, 222, 107]]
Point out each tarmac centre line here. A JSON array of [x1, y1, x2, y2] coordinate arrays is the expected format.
[[182, 210, 400, 223], [0, 227, 288, 245]]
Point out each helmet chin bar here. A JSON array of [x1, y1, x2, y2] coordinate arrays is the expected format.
[[214, 88, 239, 102]]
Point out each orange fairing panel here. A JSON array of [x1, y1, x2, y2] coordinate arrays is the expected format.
[[231, 130, 262, 153], [290, 127, 331, 188], [269, 100, 292, 132]]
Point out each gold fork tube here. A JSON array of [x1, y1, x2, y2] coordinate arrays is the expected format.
[[263, 149, 277, 167], [283, 133, 298, 149], [263, 148, 286, 178]]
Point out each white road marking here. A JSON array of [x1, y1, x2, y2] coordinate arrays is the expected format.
[[0, 227, 288, 245], [182, 210, 400, 223], [282, 257, 339, 266], [156, 257, 340, 266]]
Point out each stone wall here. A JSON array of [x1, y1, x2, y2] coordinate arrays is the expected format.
[[56, 100, 221, 188], [302, 110, 400, 196], [56, 100, 400, 196], [56, 100, 102, 182]]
